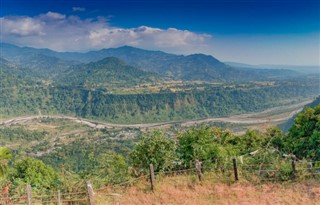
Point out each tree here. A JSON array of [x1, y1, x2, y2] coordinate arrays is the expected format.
[[286, 104, 320, 160], [177, 126, 231, 168], [227, 129, 271, 155], [130, 131, 176, 172]]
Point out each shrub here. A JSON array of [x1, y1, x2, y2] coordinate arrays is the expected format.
[[177, 126, 231, 169], [130, 130, 176, 172], [9, 157, 60, 193]]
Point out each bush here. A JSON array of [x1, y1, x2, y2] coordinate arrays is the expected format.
[[177, 126, 231, 169], [130, 130, 176, 172], [92, 152, 131, 186], [9, 157, 60, 193]]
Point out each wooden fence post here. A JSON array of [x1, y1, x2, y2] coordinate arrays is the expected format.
[[57, 190, 61, 205], [26, 185, 32, 205], [149, 164, 155, 192], [308, 162, 313, 173], [61, 164, 65, 179], [291, 157, 296, 179], [195, 159, 203, 181], [87, 181, 96, 205], [232, 158, 239, 181]]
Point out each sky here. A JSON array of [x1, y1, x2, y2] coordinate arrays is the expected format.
[[1, 0, 319, 65]]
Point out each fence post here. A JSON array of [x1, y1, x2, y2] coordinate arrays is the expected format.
[[291, 157, 296, 179], [57, 190, 61, 205], [195, 159, 203, 181], [61, 164, 65, 179], [149, 164, 156, 192], [26, 185, 32, 205], [232, 158, 239, 181], [308, 162, 313, 173], [87, 181, 96, 205]]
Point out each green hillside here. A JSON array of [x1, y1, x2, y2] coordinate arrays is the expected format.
[[57, 57, 160, 88], [1, 76, 318, 123]]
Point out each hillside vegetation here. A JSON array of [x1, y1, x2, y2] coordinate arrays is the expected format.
[[57, 57, 159, 87], [0, 102, 319, 204], [1, 78, 318, 123]]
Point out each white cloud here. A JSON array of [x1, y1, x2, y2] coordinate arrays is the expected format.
[[0, 12, 212, 53], [72, 7, 86, 12], [42, 11, 66, 20], [0, 16, 43, 36]]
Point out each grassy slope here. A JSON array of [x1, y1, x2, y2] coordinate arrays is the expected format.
[[96, 175, 320, 205]]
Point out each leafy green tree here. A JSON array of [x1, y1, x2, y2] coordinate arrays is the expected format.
[[130, 131, 176, 172], [177, 126, 231, 168], [227, 129, 271, 155], [286, 104, 320, 160]]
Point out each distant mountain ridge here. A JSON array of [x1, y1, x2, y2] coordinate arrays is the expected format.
[[226, 62, 320, 74], [1, 42, 302, 82]]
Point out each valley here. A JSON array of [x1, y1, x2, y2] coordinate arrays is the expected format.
[[0, 98, 313, 129], [0, 97, 315, 163], [0, 43, 319, 204], [1, 43, 319, 165], [1, 1, 320, 204]]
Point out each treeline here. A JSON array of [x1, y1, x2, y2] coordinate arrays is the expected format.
[[0, 78, 319, 123]]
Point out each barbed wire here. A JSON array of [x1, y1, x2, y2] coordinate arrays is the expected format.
[[2, 159, 320, 204], [296, 160, 320, 164], [154, 167, 197, 175]]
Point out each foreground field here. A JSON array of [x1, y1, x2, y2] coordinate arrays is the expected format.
[[97, 176, 320, 205]]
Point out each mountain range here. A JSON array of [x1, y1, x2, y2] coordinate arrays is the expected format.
[[0, 43, 303, 83]]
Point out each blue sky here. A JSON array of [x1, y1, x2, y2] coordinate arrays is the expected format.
[[1, 0, 319, 65]]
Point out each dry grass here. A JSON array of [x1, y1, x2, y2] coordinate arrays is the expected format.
[[95, 175, 320, 205]]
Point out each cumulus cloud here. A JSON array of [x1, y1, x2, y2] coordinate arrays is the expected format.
[[0, 12, 212, 53], [41, 11, 66, 20], [0, 16, 43, 36], [72, 7, 86, 12]]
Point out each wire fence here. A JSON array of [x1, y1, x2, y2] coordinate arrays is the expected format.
[[1, 158, 319, 205]]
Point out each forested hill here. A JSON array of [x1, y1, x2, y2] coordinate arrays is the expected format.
[[0, 56, 39, 87], [57, 57, 160, 87], [0, 43, 302, 82], [1, 77, 318, 124]]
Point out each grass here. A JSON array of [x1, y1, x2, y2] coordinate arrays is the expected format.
[[95, 174, 320, 205]]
